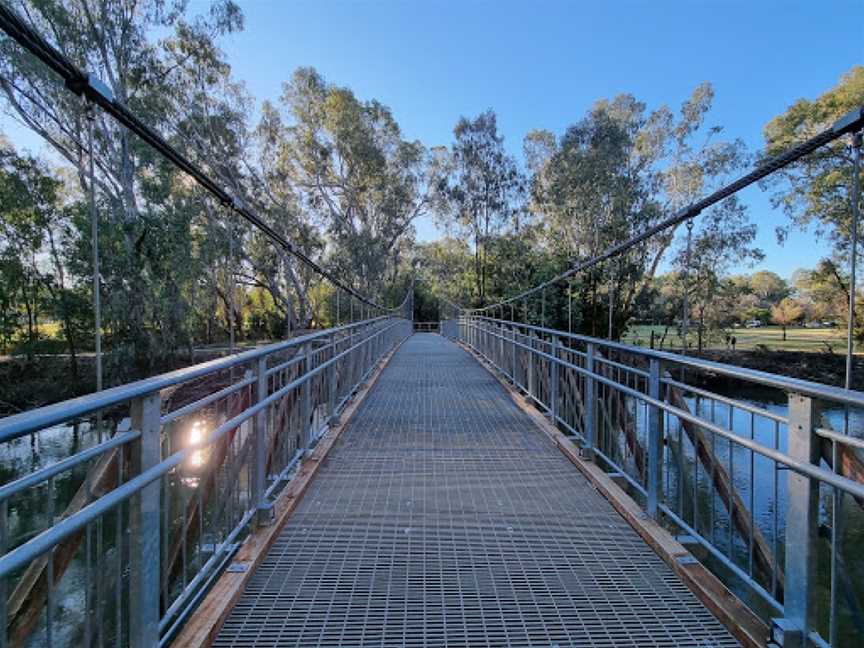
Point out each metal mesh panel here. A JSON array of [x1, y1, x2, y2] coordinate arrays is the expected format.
[[214, 335, 740, 647]]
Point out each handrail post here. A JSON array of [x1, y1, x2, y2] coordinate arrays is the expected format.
[[329, 333, 338, 423], [367, 323, 373, 372], [253, 355, 272, 526], [301, 342, 312, 449], [528, 331, 535, 399], [583, 342, 596, 460], [499, 320, 505, 371], [129, 392, 161, 648], [348, 327, 355, 387], [511, 324, 517, 382], [772, 393, 821, 647], [646, 358, 662, 518], [549, 336, 559, 425]]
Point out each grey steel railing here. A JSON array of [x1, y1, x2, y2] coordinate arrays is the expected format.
[[0, 316, 411, 647], [461, 315, 864, 648], [440, 319, 459, 339]]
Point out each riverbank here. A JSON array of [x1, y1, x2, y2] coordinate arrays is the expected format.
[[694, 348, 864, 392], [3, 341, 863, 417], [0, 337, 301, 417]]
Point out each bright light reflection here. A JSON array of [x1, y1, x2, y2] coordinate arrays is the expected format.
[[188, 420, 206, 469]]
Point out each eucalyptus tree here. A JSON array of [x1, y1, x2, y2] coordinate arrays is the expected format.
[[0, 0, 243, 373], [411, 237, 475, 306], [274, 67, 438, 299], [0, 141, 90, 369], [763, 65, 864, 255], [672, 196, 763, 351], [528, 83, 750, 338], [167, 44, 321, 337], [436, 110, 525, 305]]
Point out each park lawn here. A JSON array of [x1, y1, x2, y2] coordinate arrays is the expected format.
[[621, 324, 848, 353]]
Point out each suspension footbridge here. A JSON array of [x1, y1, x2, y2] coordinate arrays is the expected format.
[[205, 334, 739, 648], [1, 3, 864, 647]]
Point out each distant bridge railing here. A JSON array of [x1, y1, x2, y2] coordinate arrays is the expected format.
[[0, 317, 411, 647], [412, 322, 439, 333], [460, 315, 864, 648], [440, 319, 459, 339]]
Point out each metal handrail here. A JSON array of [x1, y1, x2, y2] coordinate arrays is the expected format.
[[0, 318, 409, 580], [0, 316, 397, 442], [461, 314, 864, 645], [0, 430, 140, 501], [465, 318, 864, 500], [662, 376, 788, 425], [471, 315, 864, 408]]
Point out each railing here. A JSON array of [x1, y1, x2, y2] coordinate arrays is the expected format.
[[461, 315, 864, 648], [412, 322, 439, 333], [440, 319, 459, 339], [0, 316, 412, 647]]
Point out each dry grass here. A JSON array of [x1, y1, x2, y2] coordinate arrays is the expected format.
[[622, 324, 850, 353]]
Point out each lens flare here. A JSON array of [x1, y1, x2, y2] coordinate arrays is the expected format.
[[189, 421, 205, 468]]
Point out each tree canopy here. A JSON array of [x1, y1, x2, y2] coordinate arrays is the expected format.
[[0, 0, 858, 411]]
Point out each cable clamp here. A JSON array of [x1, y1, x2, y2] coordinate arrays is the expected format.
[[65, 72, 114, 103]]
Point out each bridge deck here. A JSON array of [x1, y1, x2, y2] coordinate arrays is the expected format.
[[213, 334, 739, 647]]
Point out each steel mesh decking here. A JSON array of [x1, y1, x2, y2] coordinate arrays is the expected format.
[[213, 334, 740, 647]]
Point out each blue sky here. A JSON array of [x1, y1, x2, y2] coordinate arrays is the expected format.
[[205, 0, 861, 279], [6, 0, 864, 278]]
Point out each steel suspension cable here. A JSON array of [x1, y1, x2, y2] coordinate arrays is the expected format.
[[0, 2, 399, 313], [469, 105, 864, 314]]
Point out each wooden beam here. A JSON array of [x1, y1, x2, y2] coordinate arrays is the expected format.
[[666, 384, 782, 593], [172, 336, 407, 648], [460, 341, 769, 648]]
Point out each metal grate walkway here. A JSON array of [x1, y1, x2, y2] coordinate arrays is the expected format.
[[213, 334, 739, 647]]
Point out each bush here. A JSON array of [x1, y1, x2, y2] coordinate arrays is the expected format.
[[10, 337, 69, 356]]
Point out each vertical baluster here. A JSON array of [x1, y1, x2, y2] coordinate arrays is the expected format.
[[161, 436, 170, 618], [196, 484, 204, 574], [583, 343, 596, 459], [646, 359, 662, 518], [253, 356, 271, 527], [499, 316, 505, 374], [664, 407, 671, 503], [549, 336, 559, 425], [677, 414, 684, 520], [710, 401, 716, 546], [511, 325, 517, 383], [1, 500, 8, 648], [693, 395, 700, 533], [748, 412, 755, 578], [329, 334, 338, 424], [829, 431, 842, 647], [301, 342, 312, 449], [115, 448, 123, 647], [46, 549, 54, 648], [727, 405, 734, 558], [97, 516, 103, 646], [84, 518, 92, 647]]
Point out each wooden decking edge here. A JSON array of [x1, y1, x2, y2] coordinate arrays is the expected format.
[[457, 341, 769, 648]]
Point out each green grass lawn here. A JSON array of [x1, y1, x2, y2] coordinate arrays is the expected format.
[[621, 324, 848, 353]]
